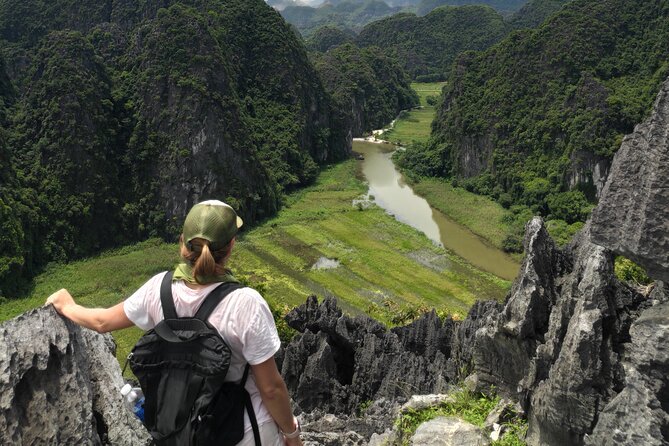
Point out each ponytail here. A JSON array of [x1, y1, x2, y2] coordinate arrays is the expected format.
[[192, 243, 217, 282], [180, 236, 234, 283]]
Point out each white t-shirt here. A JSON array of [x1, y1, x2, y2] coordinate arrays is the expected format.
[[123, 271, 281, 433]]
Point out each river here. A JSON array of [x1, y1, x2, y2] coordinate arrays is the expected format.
[[354, 139, 519, 281]]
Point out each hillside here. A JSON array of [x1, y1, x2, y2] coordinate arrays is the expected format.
[[415, 0, 527, 16], [305, 25, 356, 52], [311, 43, 419, 135], [0, 0, 351, 296], [356, 6, 510, 80], [508, 0, 570, 28], [279, 0, 532, 36], [281, 0, 402, 36], [396, 0, 669, 251]]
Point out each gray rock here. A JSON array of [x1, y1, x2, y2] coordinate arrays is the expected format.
[[367, 430, 396, 446], [283, 296, 457, 415], [483, 398, 521, 430], [472, 218, 651, 445], [473, 218, 568, 398], [302, 431, 366, 446], [591, 76, 669, 282], [584, 301, 669, 446], [0, 307, 151, 445], [400, 394, 455, 413], [410, 417, 489, 446]]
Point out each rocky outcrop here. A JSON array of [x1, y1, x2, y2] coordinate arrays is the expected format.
[[471, 217, 666, 445], [281, 296, 480, 415], [591, 77, 669, 282], [585, 294, 669, 445], [0, 307, 150, 445], [288, 216, 667, 445]]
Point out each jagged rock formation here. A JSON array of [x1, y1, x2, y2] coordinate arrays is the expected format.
[[585, 293, 669, 445], [473, 219, 659, 445], [591, 76, 669, 282], [281, 296, 489, 414], [0, 307, 150, 445], [471, 74, 669, 445]]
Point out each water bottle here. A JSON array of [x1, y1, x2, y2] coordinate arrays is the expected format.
[[121, 383, 145, 422]]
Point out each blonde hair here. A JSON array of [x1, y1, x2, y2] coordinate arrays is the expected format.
[[180, 236, 233, 283]]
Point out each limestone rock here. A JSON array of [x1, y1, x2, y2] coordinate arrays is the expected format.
[[367, 430, 396, 446], [410, 417, 489, 446], [584, 301, 669, 446], [472, 218, 654, 445], [400, 394, 455, 413], [473, 217, 568, 398], [591, 76, 669, 282], [302, 431, 366, 446], [0, 307, 151, 445], [283, 296, 457, 414]]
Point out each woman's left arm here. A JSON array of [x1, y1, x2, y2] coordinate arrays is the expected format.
[[46, 289, 134, 333]]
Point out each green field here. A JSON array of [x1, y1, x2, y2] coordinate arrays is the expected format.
[[1, 159, 510, 369], [383, 82, 446, 145]]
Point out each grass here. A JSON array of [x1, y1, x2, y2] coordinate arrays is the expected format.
[[383, 82, 446, 145], [1, 159, 510, 372], [394, 388, 527, 445]]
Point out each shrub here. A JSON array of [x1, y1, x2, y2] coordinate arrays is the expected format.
[[614, 256, 652, 285]]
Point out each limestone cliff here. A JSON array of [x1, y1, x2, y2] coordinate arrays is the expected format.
[[591, 76, 669, 282], [0, 307, 150, 445]]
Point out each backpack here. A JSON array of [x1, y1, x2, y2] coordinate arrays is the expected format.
[[127, 271, 261, 446]]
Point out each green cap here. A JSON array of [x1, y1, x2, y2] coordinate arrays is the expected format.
[[182, 200, 243, 250]]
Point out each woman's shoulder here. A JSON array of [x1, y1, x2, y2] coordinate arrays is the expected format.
[[230, 285, 264, 301]]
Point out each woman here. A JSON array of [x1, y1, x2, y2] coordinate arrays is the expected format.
[[46, 200, 302, 446]]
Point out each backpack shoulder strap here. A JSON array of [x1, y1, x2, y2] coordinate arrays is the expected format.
[[160, 270, 178, 320], [240, 363, 261, 446], [194, 282, 243, 321]]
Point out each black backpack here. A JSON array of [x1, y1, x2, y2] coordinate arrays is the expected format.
[[127, 271, 261, 446]]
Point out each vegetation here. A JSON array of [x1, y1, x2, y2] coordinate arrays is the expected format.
[[416, 0, 527, 16], [614, 256, 652, 286], [0, 159, 509, 369], [279, 0, 533, 36], [508, 0, 570, 29], [397, 0, 669, 252], [356, 6, 510, 80], [305, 25, 355, 52], [394, 387, 527, 445], [311, 43, 419, 136], [280, 0, 402, 36], [0, 0, 352, 296], [384, 81, 445, 145], [410, 179, 513, 251]]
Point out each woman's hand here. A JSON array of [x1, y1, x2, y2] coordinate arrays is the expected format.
[[45, 291, 133, 333], [46, 289, 75, 314]]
